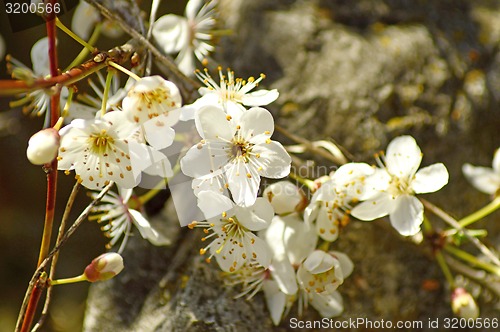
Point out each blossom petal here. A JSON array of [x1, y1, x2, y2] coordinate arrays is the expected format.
[[130, 209, 170, 246], [142, 116, 176, 150], [197, 191, 234, 221], [350, 193, 395, 221], [195, 105, 233, 140], [316, 208, 340, 242], [330, 251, 354, 278], [310, 291, 344, 318], [226, 160, 261, 207], [262, 280, 287, 326], [239, 107, 275, 139], [302, 250, 337, 274], [71, 1, 100, 40], [252, 141, 291, 179], [385, 135, 422, 178], [242, 89, 280, 107], [282, 215, 318, 265], [235, 198, 274, 231], [493, 148, 500, 173], [263, 181, 302, 215], [462, 164, 500, 195], [180, 140, 230, 178], [152, 15, 189, 54], [412, 163, 449, 194], [31, 37, 50, 76], [390, 194, 423, 236]]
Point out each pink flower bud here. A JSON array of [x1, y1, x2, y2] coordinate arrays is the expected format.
[[451, 287, 479, 319], [26, 128, 60, 165], [84, 253, 124, 282]]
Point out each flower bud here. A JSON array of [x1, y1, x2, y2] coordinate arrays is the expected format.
[[451, 287, 479, 319], [26, 128, 60, 165], [263, 181, 307, 215], [84, 253, 124, 282]]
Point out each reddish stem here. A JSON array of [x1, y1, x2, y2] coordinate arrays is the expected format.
[[23, 3, 60, 332], [20, 274, 48, 332]]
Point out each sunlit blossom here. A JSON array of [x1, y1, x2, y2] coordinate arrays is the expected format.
[[181, 105, 291, 207], [351, 135, 449, 236]]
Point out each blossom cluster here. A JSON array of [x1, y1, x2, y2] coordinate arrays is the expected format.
[[6, 0, 495, 327]]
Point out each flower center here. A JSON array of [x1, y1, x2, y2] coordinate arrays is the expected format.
[[89, 129, 114, 155], [388, 175, 412, 196], [229, 138, 253, 162]]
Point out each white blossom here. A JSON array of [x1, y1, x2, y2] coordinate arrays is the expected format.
[[57, 111, 161, 190], [296, 250, 353, 318], [7, 37, 66, 122], [305, 163, 373, 241], [191, 191, 274, 272], [181, 105, 291, 207], [122, 75, 182, 125], [181, 67, 279, 121], [462, 148, 500, 196], [351, 135, 449, 236], [152, 0, 217, 75], [90, 187, 170, 253]]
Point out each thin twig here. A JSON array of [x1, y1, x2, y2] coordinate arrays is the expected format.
[[85, 0, 201, 100], [145, 0, 163, 76], [275, 124, 349, 165], [32, 183, 81, 332], [15, 182, 113, 332], [421, 198, 500, 268]]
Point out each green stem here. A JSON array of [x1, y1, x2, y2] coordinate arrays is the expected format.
[[444, 245, 500, 276], [55, 18, 95, 52], [100, 70, 114, 117], [50, 274, 87, 286], [288, 171, 315, 190], [65, 23, 102, 71], [435, 251, 455, 288], [108, 61, 141, 81], [458, 196, 500, 228], [422, 214, 433, 233]]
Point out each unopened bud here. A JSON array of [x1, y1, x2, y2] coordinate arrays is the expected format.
[[263, 181, 307, 215], [451, 287, 479, 319], [84, 253, 124, 282], [27, 128, 60, 165]]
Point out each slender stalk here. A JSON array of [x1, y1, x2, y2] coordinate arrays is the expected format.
[[101, 70, 114, 117], [15, 182, 114, 332], [435, 251, 455, 288], [288, 171, 315, 190], [108, 60, 141, 81], [421, 198, 500, 268], [55, 18, 95, 52], [65, 23, 102, 71], [444, 245, 500, 276], [275, 124, 349, 165], [458, 195, 500, 228], [32, 183, 81, 332], [50, 274, 87, 286]]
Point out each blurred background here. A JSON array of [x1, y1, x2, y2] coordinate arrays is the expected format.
[[0, 1, 186, 331]]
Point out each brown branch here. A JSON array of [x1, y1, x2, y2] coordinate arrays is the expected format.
[[85, 0, 201, 100], [0, 43, 136, 97]]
